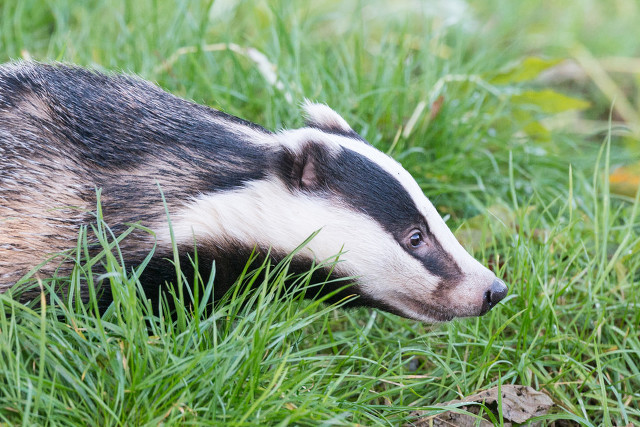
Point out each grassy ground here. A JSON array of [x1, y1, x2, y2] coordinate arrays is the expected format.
[[1, 0, 640, 425]]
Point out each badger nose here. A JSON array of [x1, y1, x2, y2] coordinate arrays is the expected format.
[[480, 279, 508, 315]]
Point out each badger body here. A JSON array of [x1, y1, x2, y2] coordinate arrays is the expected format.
[[0, 62, 507, 322]]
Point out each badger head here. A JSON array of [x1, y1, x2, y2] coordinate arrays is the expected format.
[[164, 102, 507, 322]]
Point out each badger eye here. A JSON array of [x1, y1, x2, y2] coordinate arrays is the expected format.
[[409, 231, 423, 248]]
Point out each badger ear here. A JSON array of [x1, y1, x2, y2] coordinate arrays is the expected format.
[[278, 141, 330, 190], [302, 100, 354, 135], [300, 152, 318, 188]]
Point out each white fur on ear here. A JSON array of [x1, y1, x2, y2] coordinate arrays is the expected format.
[[302, 100, 352, 133]]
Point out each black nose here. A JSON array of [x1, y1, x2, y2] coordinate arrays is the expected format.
[[480, 279, 508, 315]]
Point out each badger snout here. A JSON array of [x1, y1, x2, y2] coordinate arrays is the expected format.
[[479, 279, 508, 315]]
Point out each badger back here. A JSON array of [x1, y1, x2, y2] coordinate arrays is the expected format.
[[0, 62, 507, 322]]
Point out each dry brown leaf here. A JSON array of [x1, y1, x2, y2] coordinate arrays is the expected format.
[[408, 385, 554, 427], [610, 163, 640, 197], [430, 95, 445, 120]]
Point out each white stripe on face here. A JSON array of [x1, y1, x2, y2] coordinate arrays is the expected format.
[[276, 128, 473, 253], [153, 178, 463, 322], [160, 105, 497, 320], [330, 130, 499, 297], [275, 126, 497, 303]]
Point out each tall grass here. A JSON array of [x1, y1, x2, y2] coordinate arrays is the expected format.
[[1, 0, 639, 425]]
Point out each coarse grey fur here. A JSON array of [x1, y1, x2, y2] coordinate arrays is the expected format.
[[0, 62, 275, 300], [0, 62, 507, 321]]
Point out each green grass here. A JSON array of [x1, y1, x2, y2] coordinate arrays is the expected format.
[[1, 0, 640, 425]]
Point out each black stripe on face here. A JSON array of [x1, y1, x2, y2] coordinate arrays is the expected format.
[[287, 143, 463, 282], [419, 236, 463, 283], [322, 147, 418, 235]]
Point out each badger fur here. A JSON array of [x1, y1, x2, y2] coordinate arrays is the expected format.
[[0, 62, 507, 322]]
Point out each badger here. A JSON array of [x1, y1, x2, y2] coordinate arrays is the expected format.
[[0, 62, 507, 322]]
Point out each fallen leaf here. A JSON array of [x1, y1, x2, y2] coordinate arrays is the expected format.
[[430, 95, 445, 120], [610, 163, 640, 197], [408, 385, 554, 427]]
